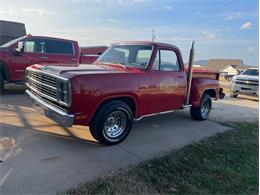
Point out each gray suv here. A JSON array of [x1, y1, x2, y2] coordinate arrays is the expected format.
[[231, 68, 259, 97]]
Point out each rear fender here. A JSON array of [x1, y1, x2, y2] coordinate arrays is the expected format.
[[189, 78, 219, 107]]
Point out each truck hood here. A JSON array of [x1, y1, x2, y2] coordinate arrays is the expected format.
[[33, 63, 143, 77], [235, 74, 259, 81]]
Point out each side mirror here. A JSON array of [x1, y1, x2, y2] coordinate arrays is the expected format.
[[16, 41, 24, 53]]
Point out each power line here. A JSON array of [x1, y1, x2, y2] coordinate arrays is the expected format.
[[173, 0, 234, 37], [161, 0, 207, 37], [159, 0, 234, 39]]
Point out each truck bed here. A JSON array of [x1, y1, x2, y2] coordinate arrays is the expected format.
[[186, 67, 220, 80]]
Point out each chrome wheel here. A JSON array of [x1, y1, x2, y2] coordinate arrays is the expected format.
[[103, 110, 127, 138], [201, 99, 210, 118]]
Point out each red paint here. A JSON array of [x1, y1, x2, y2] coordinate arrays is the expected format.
[[28, 41, 222, 126], [0, 34, 105, 83], [80, 46, 108, 55]]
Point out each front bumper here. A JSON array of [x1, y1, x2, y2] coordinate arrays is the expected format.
[[26, 90, 74, 127]]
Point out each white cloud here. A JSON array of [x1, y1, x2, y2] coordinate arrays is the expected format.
[[164, 5, 173, 10], [118, 0, 149, 5], [240, 22, 253, 30], [225, 12, 241, 21], [225, 15, 235, 21], [133, 0, 150, 2], [22, 8, 54, 17], [247, 46, 255, 52], [107, 18, 119, 22], [201, 30, 221, 40], [72, 0, 149, 5], [95, 18, 119, 22], [0, 8, 54, 18]]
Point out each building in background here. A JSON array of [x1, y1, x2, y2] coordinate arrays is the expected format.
[[0, 20, 26, 45], [207, 59, 244, 80]]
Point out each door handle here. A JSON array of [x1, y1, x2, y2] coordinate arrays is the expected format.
[[71, 59, 78, 61], [177, 76, 184, 79], [40, 56, 48, 59]]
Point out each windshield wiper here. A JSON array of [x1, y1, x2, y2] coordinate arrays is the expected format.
[[111, 61, 127, 68], [97, 61, 126, 68]]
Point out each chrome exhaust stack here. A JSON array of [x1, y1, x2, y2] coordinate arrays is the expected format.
[[184, 41, 195, 106]]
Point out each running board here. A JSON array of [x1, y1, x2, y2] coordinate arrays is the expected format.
[[134, 105, 192, 122], [134, 110, 175, 121], [182, 104, 192, 109]]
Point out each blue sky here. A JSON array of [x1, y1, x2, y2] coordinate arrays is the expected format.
[[0, 0, 258, 65]]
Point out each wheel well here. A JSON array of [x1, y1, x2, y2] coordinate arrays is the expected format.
[[0, 61, 9, 81], [204, 89, 216, 98], [97, 97, 136, 116]]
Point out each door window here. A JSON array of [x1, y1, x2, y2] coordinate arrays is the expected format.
[[153, 49, 180, 71], [24, 39, 73, 55], [24, 41, 35, 53], [45, 40, 73, 55], [136, 49, 152, 67], [24, 39, 47, 53]]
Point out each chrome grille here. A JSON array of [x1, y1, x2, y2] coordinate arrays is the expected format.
[[236, 79, 259, 86], [26, 68, 71, 107]]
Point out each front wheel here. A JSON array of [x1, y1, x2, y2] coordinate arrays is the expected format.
[[190, 94, 212, 121], [89, 101, 133, 145]]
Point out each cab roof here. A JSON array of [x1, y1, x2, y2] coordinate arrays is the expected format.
[[113, 41, 181, 50]]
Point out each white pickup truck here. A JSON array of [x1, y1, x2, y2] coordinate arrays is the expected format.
[[231, 68, 259, 97]]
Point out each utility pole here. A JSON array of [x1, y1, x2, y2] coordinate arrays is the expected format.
[[152, 29, 156, 42]]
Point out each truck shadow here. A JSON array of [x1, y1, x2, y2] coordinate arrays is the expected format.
[[0, 94, 100, 146], [1, 84, 26, 95]]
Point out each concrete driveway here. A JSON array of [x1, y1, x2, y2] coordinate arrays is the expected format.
[[0, 91, 258, 194]]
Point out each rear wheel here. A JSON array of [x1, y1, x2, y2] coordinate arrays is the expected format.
[[0, 74, 4, 95], [190, 94, 212, 121], [89, 101, 133, 145]]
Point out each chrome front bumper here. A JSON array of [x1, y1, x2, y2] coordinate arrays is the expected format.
[[25, 90, 74, 127]]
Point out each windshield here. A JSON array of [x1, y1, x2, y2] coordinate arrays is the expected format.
[[241, 69, 259, 76], [0, 35, 27, 48], [96, 44, 153, 69]]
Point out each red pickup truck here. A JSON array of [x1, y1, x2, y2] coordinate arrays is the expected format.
[[0, 34, 106, 94], [25, 41, 225, 145]]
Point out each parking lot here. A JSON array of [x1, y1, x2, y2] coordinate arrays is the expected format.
[[0, 85, 258, 194]]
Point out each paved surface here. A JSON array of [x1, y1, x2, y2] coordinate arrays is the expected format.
[[0, 91, 258, 194]]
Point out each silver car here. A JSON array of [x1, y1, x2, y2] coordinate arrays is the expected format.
[[231, 68, 259, 97]]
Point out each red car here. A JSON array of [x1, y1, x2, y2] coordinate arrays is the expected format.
[[26, 41, 225, 145], [0, 34, 105, 93]]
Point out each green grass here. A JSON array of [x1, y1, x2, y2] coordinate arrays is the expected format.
[[60, 122, 258, 195]]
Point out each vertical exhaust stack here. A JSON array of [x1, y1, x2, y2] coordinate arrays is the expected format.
[[184, 41, 195, 106]]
